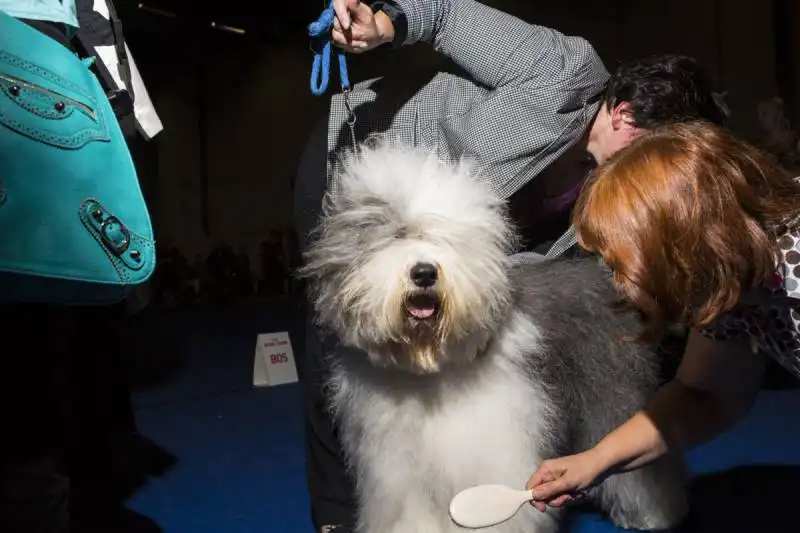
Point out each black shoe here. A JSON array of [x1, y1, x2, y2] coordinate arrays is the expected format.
[[320, 525, 354, 533]]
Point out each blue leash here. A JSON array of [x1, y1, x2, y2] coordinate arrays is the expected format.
[[309, 1, 351, 96]]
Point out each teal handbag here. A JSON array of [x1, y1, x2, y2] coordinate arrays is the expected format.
[[0, 10, 156, 305]]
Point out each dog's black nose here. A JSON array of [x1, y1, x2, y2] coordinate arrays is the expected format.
[[410, 262, 437, 288]]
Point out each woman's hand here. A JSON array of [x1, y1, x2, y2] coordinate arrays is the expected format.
[[332, 0, 395, 53], [526, 450, 607, 511]]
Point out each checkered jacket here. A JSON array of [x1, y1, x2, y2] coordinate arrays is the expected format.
[[326, 0, 608, 229]]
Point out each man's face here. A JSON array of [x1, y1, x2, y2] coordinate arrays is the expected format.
[[586, 102, 644, 165]]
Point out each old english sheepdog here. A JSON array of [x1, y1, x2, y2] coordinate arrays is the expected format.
[[300, 144, 689, 533]]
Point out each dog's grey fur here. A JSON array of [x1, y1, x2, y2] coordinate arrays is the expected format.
[[301, 144, 688, 533]]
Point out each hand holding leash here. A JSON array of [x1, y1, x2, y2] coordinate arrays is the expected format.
[[331, 0, 395, 53], [308, 1, 361, 150], [308, 1, 351, 96]]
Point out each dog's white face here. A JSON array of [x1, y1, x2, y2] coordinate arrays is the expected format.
[[301, 145, 517, 374]]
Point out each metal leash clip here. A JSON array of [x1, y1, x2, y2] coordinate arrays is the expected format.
[[343, 86, 358, 151]]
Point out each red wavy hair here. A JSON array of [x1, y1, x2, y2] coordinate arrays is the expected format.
[[573, 121, 800, 341]]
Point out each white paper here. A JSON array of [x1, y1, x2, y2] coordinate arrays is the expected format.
[[253, 331, 298, 387]]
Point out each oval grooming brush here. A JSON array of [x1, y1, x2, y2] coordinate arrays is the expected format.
[[449, 484, 535, 528]]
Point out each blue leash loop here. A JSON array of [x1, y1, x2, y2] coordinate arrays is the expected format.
[[309, 1, 351, 96]]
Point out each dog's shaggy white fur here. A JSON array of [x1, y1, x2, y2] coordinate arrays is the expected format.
[[301, 145, 689, 533]]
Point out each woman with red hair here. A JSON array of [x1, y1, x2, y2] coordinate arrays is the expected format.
[[526, 120, 800, 510]]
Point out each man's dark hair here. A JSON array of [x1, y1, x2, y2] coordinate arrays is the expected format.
[[604, 54, 730, 129]]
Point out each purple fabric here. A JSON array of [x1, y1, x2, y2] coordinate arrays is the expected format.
[[536, 180, 583, 219]]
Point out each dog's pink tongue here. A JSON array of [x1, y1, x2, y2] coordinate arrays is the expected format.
[[408, 306, 435, 319]]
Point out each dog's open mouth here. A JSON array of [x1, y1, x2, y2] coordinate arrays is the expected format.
[[405, 293, 439, 320]]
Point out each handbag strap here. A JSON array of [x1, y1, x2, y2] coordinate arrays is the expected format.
[[105, 0, 134, 102], [72, 0, 134, 103]]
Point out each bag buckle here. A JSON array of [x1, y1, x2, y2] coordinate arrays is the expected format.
[[98, 214, 131, 254], [79, 199, 145, 270]]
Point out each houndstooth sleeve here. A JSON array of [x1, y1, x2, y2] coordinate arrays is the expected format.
[[388, 0, 609, 198], [395, 0, 605, 89]]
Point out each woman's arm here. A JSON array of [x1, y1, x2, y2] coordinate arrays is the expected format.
[[594, 329, 765, 471], [529, 328, 765, 505]]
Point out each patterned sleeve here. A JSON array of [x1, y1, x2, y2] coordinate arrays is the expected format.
[[395, 0, 608, 91], [699, 308, 751, 343], [390, 0, 610, 198]]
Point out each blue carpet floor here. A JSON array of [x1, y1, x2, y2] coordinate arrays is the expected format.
[[126, 307, 800, 533]]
